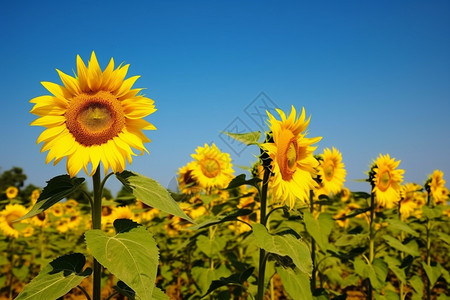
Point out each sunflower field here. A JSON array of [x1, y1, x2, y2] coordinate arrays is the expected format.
[[0, 53, 449, 300]]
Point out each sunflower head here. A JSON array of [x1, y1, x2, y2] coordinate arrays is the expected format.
[[0, 204, 29, 238], [178, 162, 203, 194], [425, 170, 447, 205], [190, 143, 234, 190], [6, 186, 19, 199], [317, 147, 346, 195], [399, 183, 422, 220], [261, 106, 321, 209], [30, 52, 156, 177], [371, 154, 405, 209]]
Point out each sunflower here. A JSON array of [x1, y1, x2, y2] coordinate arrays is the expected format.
[[190, 143, 234, 190], [370, 154, 404, 209], [112, 206, 139, 222], [426, 170, 447, 205], [31, 211, 49, 228], [30, 51, 156, 177], [50, 203, 64, 217], [340, 187, 351, 202], [30, 189, 40, 205], [6, 186, 18, 199], [261, 106, 321, 209], [0, 204, 28, 238], [178, 162, 203, 194], [399, 183, 422, 220], [317, 147, 346, 195]]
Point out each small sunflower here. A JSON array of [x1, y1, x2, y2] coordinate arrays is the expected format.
[[30, 189, 40, 205], [317, 147, 346, 195], [371, 154, 404, 209], [0, 204, 28, 238], [30, 51, 156, 177], [112, 206, 138, 222], [340, 187, 351, 202], [261, 106, 321, 209], [190, 143, 234, 190], [6, 186, 18, 199], [178, 162, 203, 194], [50, 203, 64, 217], [399, 183, 422, 220], [426, 170, 447, 205], [31, 211, 49, 228]]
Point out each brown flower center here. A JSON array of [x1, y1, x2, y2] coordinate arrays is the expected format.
[[201, 159, 220, 178], [324, 164, 334, 181], [65, 91, 125, 146], [379, 171, 391, 191], [277, 129, 298, 181]]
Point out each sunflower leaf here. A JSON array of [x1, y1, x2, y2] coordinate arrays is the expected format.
[[250, 223, 312, 275], [115, 171, 194, 223], [16, 175, 85, 221], [15, 253, 91, 300], [85, 219, 159, 300], [303, 212, 334, 251], [276, 266, 313, 300], [186, 208, 252, 230], [221, 131, 261, 145], [226, 174, 261, 190]]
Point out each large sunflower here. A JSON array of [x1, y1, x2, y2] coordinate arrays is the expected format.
[[371, 154, 404, 208], [317, 147, 346, 195], [426, 170, 447, 205], [261, 106, 322, 209], [30, 52, 156, 177], [190, 143, 234, 190]]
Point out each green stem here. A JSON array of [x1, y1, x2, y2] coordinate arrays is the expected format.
[[92, 167, 103, 300], [256, 166, 270, 300], [368, 191, 375, 300], [426, 191, 431, 300], [310, 190, 317, 294]]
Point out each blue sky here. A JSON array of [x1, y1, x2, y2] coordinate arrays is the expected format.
[[1, 1, 449, 195]]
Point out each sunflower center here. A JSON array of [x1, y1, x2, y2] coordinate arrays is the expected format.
[[324, 164, 334, 181], [379, 171, 391, 191], [277, 129, 298, 181], [65, 91, 125, 146], [184, 170, 197, 185], [201, 158, 220, 178]]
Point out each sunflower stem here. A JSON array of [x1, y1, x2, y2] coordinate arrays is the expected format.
[[256, 164, 271, 300], [310, 190, 317, 294], [425, 191, 432, 300], [368, 191, 375, 300], [92, 167, 103, 300]]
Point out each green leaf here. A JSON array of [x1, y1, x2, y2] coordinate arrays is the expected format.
[[226, 174, 262, 190], [409, 275, 424, 297], [116, 170, 194, 223], [201, 267, 254, 297], [221, 131, 261, 145], [15, 253, 91, 300], [387, 219, 419, 237], [422, 206, 443, 219], [303, 212, 334, 251], [354, 257, 387, 291], [384, 256, 406, 284], [187, 208, 252, 230], [251, 223, 312, 275], [277, 267, 313, 300], [13, 265, 29, 281], [196, 235, 227, 258], [335, 234, 368, 248], [437, 232, 450, 245], [114, 280, 136, 300], [17, 175, 85, 221], [152, 287, 169, 300], [422, 263, 442, 287], [85, 219, 159, 300], [382, 236, 420, 256]]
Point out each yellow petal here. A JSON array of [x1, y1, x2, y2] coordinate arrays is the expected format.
[[87, 51, 102, 91], [115, 75, 140, 98], [77, 54, 89, 92], [31, 115, 66, 127], [36, 125, 67, 144], [56, 69, 81, 96]]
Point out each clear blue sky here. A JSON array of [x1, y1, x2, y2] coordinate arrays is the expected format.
[[1, 0, 449, 195]]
